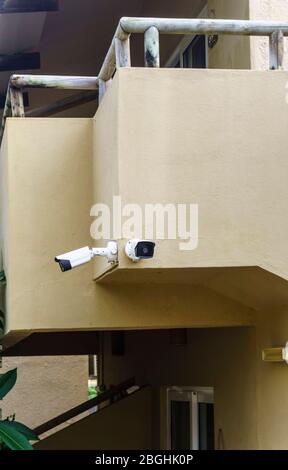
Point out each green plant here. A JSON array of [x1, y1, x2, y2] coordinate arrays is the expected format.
[[0, 368, 39, 450], [88, 385, 98, 400]]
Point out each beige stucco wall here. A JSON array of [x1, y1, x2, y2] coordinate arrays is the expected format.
[[0, 117, 95, 343], [208, 0, 251, 69], [1, 355, 88, 429], [250, 0, 288, 70], [255, 307, 288, 449]]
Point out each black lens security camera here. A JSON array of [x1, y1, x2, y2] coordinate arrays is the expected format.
[[125, 239, 155, 262]]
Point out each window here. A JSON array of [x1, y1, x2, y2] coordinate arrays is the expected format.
[[169, 34, 208, 69], [182, 35, 207, 69]]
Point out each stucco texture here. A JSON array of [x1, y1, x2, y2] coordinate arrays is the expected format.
[[250, 0, 288, 70], [1, 355, 88, 429], [95, 68, 288, 282], [208, 0, 251, 69]]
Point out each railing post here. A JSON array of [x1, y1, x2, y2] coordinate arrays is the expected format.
[[10, 87, 25, 117], [144, 26, 160, 67], [269, 30, 284, 69], [277, 30, 284, 68], [0, 87, 12, 141], [115, 37, 131, 68]]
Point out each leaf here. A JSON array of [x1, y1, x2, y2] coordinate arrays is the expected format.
[[4, 421, 39, 442], [0, 368, 17, 400], [0, 421, 33, 450]]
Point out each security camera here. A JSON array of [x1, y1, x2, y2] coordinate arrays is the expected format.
[[55, 241, 118, 272], [125, 239, 155, 262]]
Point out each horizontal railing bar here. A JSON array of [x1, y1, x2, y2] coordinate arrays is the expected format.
[[34, 377, 135, 437], [98, 16, 288, 85], [26, 91, 98, 117], [120, 17, 288, 36], [10, 74, 99, 90]]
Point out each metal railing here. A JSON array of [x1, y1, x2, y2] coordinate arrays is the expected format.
[[1, 16, 288, 142], [34, 377, 136, 437]]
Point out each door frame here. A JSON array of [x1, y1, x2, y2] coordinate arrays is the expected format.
[[162, 385, 214, 450]]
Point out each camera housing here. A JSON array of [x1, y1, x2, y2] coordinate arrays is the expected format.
[[55, 241, 118, 272], [125, 239, 155, 262], [55, 246, 92, 272]]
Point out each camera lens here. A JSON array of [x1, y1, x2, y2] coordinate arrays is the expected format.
[[135, 241, 155, 259]]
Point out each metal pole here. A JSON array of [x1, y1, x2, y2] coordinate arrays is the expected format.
[[10, 87, 25, 117], [269, 30, 284, 69], [144, 26, 160, 67], [120, 17, 288, 36], [115, 37, 131, 68], [10, 75, 99, 90]]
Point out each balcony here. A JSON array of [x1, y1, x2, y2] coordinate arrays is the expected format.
[[1, 17, 288, 352], [94, 66, 288, 280]]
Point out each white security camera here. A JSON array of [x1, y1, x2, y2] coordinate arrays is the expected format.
[[55, 241, 118, 272], [125, 239, 155, 262]]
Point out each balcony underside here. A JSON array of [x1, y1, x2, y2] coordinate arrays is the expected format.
[[3, 264, 288, 353]]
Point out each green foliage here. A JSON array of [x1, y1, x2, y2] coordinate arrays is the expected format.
[[0, 369, 17, 400], [0, 368, 39, 451], [4, 421, 38, 442], [88, 385, 98, 399], [0, 421, 33, 450]]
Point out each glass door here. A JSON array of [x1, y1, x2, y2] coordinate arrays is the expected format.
[[167, 387, 214, 450]]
